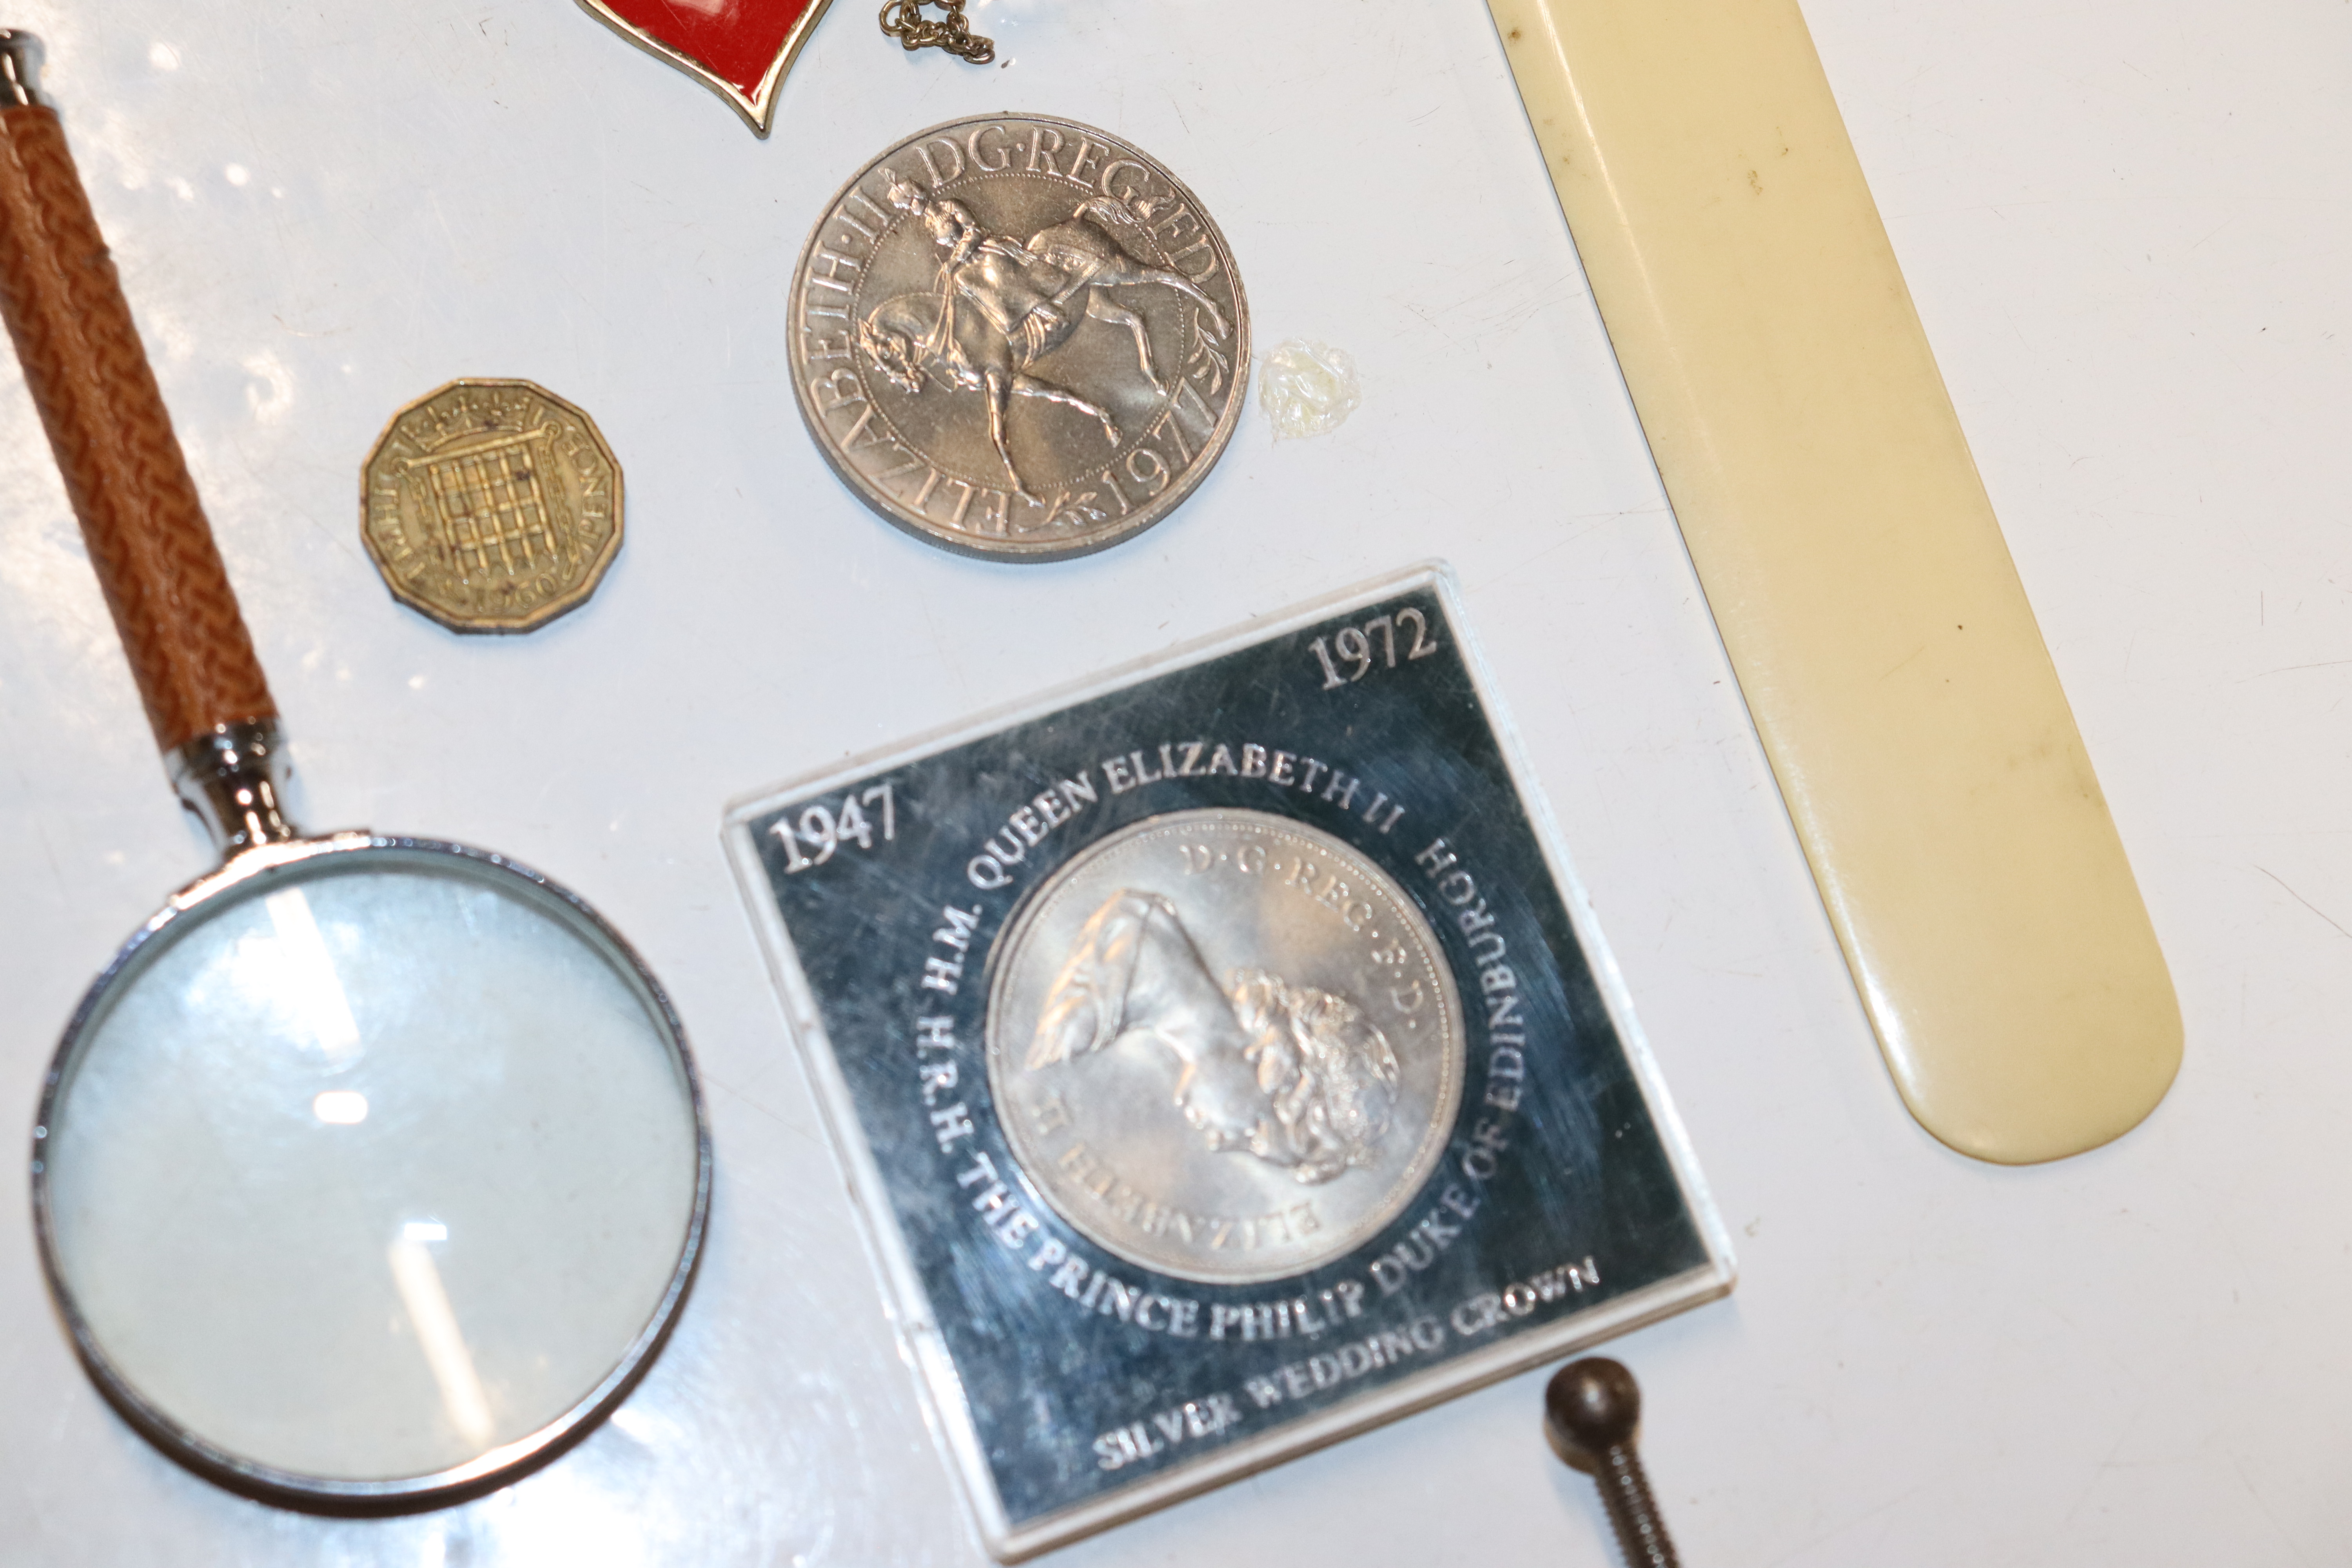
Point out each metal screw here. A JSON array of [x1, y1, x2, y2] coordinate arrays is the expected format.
[[1545, 1357, 1680, 1568]]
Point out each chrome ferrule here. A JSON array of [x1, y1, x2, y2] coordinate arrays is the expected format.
[[0, 31, 45, 109], [167, 719, 300, 856]]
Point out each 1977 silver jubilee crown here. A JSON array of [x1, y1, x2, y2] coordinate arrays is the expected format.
[[790, 116, 1248, 560]]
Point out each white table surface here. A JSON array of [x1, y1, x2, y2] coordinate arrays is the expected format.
[[1, 0, 2345, 1563]]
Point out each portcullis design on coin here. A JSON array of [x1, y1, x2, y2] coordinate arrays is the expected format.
[[726, 566, 1732, 1560], [790, 116, 1249, 561], [361, 380, 624, 633]]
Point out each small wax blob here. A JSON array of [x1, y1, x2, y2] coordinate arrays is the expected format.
[[1259, 340, 1361, 441]]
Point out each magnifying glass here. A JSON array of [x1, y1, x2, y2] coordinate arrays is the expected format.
[[0, 36, 709, 1507]]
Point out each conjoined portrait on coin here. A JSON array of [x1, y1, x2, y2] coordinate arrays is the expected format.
[[989, 810, 1466, 1287], [790, 116, 1249, 561]]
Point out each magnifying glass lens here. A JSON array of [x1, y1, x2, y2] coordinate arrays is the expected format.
[[40, 851, 702, 1486]]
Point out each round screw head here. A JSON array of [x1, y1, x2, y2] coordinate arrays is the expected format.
[[1545, 1356, 1642, 1463]]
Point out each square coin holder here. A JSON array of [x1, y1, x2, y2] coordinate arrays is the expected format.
[[724, 565, 1733, 1559]]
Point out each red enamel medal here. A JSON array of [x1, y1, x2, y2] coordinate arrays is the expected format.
[[574, 0, 834, 135]]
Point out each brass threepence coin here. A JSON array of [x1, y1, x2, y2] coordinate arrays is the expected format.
[[989, 808, 1465, 1286], [791, 115, 1249, 561], [361, 380, 623, 633]]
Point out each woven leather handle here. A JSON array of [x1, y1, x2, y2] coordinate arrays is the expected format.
[[0, 102, 274, 752]]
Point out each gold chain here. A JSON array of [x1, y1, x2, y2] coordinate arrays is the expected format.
[[877, 0, 995, 64]]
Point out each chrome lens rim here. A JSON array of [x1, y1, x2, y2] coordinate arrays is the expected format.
[[29, 833, 713, 1508]]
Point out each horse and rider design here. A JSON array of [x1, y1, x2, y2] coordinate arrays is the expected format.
[[856, 174, 1232, 501]]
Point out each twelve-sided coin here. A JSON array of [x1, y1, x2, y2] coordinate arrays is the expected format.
[[361, 379, 623, 633]]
